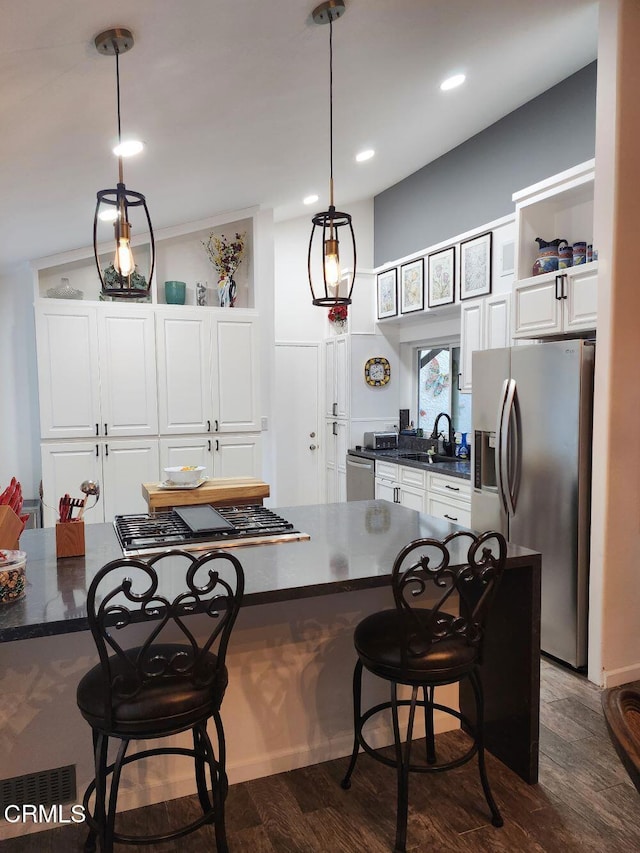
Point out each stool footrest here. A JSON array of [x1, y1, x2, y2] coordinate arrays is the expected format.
[[357, 698, 479, 774]]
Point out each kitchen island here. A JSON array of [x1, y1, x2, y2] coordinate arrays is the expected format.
[[0, 501, 540, 839]]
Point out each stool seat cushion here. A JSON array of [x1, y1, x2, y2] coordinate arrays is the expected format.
[[77, 643, 227, 736], [354, 608, 478, 683]]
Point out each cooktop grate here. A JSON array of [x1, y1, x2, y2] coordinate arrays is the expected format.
[[114, 505, 308, 555]]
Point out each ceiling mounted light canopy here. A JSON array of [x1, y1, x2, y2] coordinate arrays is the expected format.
[[308, 0, 356, 308], [93, 28, 154, 299]]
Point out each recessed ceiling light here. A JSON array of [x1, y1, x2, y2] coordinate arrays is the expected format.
[[440, 73, 466, 92], [304, 194, 319, 205], [355, 149, 375, 163], [113, 139, 144, 157]]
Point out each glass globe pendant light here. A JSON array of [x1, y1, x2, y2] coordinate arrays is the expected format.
[[93, 28, 154, 299], [308, 1, 356, 307]]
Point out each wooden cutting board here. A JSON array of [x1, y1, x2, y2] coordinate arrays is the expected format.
[[142, 477, 270, 512]]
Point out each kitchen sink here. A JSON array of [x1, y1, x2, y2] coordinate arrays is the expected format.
[[397, 451, 459, 463]]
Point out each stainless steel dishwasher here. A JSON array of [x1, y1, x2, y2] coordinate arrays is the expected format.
[[346, 454, 375, 501]]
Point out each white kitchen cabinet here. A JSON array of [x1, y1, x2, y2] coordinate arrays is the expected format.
[[41, 439, 159, 527], [324, 336, 349, 419], [325, 419, 347, 503], [160, 433, 262, 480], [512, 160, 597, 340], [156, 309, 260, 435], [426, 470, 471, 527], [374, 461, 427, 511], [512, 264, 597, 339], [36, 302, 158, 440], [101, 440, 160, 521], [459, 292, 511, 393]]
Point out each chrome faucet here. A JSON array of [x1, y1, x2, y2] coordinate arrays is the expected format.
[[430, 412, 455, 457]]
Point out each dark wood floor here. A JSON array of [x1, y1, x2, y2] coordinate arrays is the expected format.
[[2, 658, 639, 852]]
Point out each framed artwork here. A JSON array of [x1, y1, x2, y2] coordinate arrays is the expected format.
[[400, 259, 424, 314], [427, 246, 455, 307], [460, 232, 492, 299], [377, 269, 397, 319]]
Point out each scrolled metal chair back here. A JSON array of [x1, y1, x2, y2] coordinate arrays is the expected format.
[[391, 530, 507, 659], [86, 549, 244, 726]]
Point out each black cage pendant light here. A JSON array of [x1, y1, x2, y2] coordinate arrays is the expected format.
[[308, 1, 356, 307], [93, 28, 154, 299]]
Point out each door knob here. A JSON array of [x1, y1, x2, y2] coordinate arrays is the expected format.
[[310, 432, 316, 438], [309, 444, 317, 450]]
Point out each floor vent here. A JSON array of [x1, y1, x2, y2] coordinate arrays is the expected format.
[[0, 765, 76, 814]]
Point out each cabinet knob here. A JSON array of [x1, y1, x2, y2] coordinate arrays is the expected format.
[[309, 444, 317, 450], [310, 432, 316, 438]]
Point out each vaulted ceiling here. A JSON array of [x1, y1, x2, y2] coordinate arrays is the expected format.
[[0, 0, 598, 272]]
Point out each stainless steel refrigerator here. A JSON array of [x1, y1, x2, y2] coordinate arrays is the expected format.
[[471, 339, 594, 669]]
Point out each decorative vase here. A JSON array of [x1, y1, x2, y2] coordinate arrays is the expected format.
[[165, 280, 186, 305], [196, 281, 207, 306], [217, 275, 237, 308], [332, 319, 347, 334]]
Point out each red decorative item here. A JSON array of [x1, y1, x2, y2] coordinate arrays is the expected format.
[[328, 304, 348, 323]]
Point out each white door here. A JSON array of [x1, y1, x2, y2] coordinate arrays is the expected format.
[[274, 343, 321, 506], [160, 436, 214, 478], [40, 441, 103, 527], [98, 307, 158, 437], [214, 433, 262, 478], [156, 310, 212, 434], [214, 316, 260, 432], [101, 439, 160, 521], [35, 305, 101, 439]]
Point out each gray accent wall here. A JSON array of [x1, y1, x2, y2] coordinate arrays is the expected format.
[[374, 62, 597, 266]]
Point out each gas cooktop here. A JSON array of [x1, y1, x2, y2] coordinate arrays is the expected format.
[[114, 505, 310, 556]]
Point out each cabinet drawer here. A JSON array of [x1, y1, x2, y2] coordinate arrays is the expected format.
[[399, 464, 426, 489], [376, 460, 399, 481], [426, 495, 471, 527], [427, 472, 471, 502]]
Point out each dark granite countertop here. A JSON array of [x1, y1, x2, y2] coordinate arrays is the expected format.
[[0, 501, 537, 643], [348, 448, 471, 480]]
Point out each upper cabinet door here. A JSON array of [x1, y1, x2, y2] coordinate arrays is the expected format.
[[459, 300, 483, 394], [564, 266, 598, 333], [512, 273, 563, 338], [214, 316, 260, 432], [97, 308, 158, 437], [156, 310, 213, 434], [36, 304, 101, 439], [485, 292, 511, 349]]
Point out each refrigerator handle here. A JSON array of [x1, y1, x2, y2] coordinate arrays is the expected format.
[[496, 378, 515, 516], [501, 378, 518, 516]]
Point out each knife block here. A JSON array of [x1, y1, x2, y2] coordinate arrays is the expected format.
[[55, 521, 85, 558], [0, 505, 25, 550]]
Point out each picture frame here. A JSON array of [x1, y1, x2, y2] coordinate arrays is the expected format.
[[427, 246, 455, 307], [400, 258, 424, 314], [460, 231, 492, 299], [376, 268, 398, 319]]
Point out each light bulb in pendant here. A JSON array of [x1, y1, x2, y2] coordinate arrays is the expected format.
[[324, 238, 340, 288], [114, 218, 135, 276]]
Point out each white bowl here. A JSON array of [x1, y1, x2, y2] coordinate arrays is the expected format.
[[163, 466, 206, 485]]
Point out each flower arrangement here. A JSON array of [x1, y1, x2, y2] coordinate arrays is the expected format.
[[202, 232, 246, 278], [328, 304, 348, 324]]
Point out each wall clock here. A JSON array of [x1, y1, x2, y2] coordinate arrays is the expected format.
[[364, 357, 391, 387]]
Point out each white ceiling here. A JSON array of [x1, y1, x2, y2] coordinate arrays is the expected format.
[[1, 0, 599, 273]]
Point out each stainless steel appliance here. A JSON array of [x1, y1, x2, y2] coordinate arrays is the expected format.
[[346, 454, 375, 501], [471, 339, 594, 669], [114, 505, 309, 556], [363, 431, 398, 450]]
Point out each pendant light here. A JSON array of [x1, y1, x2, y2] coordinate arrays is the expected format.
[[308, 1, 356, 307], [93, 28, 154, 299]]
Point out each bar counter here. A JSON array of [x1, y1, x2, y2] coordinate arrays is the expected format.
[[0, 502, 540, 838]]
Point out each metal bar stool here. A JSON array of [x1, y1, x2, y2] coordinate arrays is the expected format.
[[340, 530, 507, 853], [76, 549, 244, 853]]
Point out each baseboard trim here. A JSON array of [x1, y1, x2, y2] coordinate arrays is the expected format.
[[601, 661, 640, 688]]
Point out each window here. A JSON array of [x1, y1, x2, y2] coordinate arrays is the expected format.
[[416, 346, 471, 439]]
